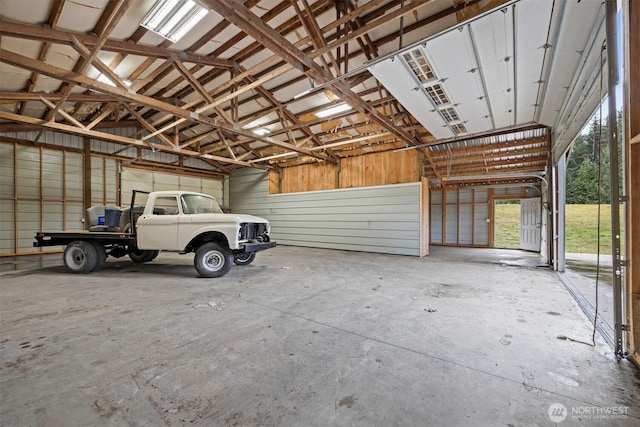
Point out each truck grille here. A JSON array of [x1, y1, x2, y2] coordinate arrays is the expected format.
[[239, 223, 267, 240]]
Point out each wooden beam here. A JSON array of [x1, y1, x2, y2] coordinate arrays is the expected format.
[[0, 110, 254, 168], [0, 21, 235, 69], [0, 48, 330, 163], [206, 0, 423, 150]]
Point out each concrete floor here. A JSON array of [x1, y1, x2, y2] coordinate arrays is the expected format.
[[1, 246, 638, 426]]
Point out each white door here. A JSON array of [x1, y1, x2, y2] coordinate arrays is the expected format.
[[520, 198, 541, 251]]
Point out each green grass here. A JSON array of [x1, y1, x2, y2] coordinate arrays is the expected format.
[[494, 203, 521, 249], [494, 203, 613, 254]]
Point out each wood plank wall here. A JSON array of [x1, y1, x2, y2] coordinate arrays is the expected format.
[[270, 150, 420, 194]]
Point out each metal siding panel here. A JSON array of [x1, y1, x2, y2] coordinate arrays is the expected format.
[[42, 150, 64, 198], [65, 153, 83, 197], [179, 176, 201, 193], [474, 204, 490, 245], [430, 203, 443, 243], [91, 157, 104, 203], [0, 143, 14, 197], [459, 189, 473, 203], [445, 206, 458, 244], [17, 200, 39, 251], [66, 202, 84, 230], [474, 189, 489, 203], [202, 179, 223, 200], [230, 169, 420, 256], [0, 199, 15, 253], [16, 146, 40, 198], [43, 201, 63, 230], [121, 169, 153, 203], [459, 204, 473, 244], [105, 159, 117, 203]]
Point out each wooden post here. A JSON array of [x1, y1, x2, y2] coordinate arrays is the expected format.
[[83, 136, 91, 230]]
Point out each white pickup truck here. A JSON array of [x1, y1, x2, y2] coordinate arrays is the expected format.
[[34, 190, 276, 278]]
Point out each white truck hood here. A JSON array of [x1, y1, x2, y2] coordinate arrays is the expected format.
[[187, 213, 268, 224]]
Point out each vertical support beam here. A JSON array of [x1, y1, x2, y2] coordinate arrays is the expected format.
[[420, 177, 430, 256], [83, 136, 91, 230], [13, 142, 18, 254], [605, 0, 625, 357], [555, 155, 566, 272], [488, 189, 495, 248], [624, 0, 639, 360]]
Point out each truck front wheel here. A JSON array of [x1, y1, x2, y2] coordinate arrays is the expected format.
[[194, 243, 233, 278], [63, 240, 98, 274]]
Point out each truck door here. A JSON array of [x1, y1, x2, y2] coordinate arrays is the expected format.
[[136, 195, 180, 250]]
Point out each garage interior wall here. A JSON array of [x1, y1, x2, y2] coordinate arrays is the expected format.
[[120, 169, 223, 207], [231, 168, 423, 256], [0, 138, 223, 255]]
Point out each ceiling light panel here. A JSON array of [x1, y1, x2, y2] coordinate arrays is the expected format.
[[141, 0, 208, 43]]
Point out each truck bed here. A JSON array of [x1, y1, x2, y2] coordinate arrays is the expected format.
[[34, 230, 135, 247]]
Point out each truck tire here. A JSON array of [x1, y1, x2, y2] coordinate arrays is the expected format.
[[92, 242, 107, 271], [128, 245, 158, 263], [233, 252, 256, 266], [63, 240, 98, 274], [194, 243, 233, 278]]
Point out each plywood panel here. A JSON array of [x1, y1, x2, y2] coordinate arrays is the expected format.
[[341, 150, 420, 189], [279, 162, 336, 193]]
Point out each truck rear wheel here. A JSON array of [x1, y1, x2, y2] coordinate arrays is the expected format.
[[128, 245, 158, 263], [233, 252, 256, 266], [63, 240, 98, 274], [194, 243, 233, 278], [93, 242, 107, 271]]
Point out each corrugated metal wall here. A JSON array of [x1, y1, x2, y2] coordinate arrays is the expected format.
[[230, 168, 422, 256], [430, 188, 490, 246], [0, 140, 223, 255], [121, 168, 223, 206], [0, 142, 85, 254]]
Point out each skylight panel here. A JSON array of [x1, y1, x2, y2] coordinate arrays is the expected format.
[[402, 48, 436, 83], [425, 84, 450, 106], [141, 0, 208, 43], [440, 106, 460, 122], [450, 123, 468, 135]]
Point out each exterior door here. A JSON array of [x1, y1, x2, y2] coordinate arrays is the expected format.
[[520, 197, 541, 251]]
